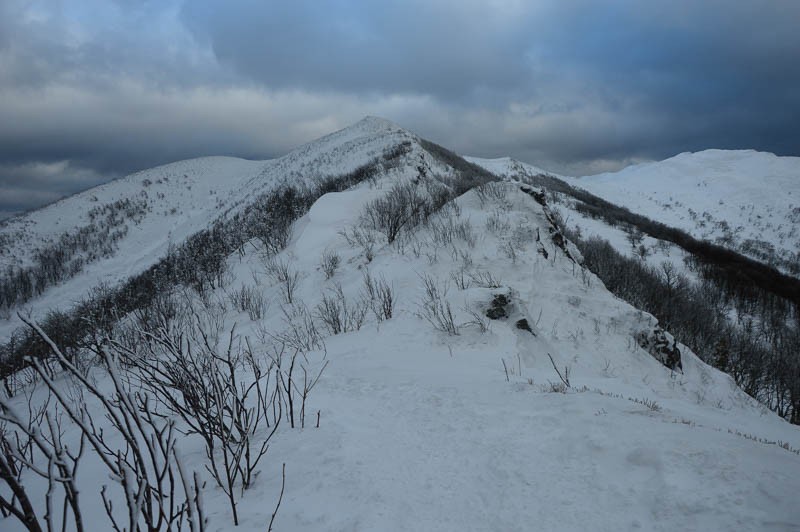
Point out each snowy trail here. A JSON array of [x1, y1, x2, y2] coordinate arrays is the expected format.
[[265, 319, 800, 532]]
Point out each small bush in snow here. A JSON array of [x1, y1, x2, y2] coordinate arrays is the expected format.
[[450, 269, 471, 290], [339, 226, 376, 262], [362, 271, 395, 322], [463, 305, 490, 333], [500, 240, 518, 264], [547, 353, 571, 389], [469, 270, 502, 289], [229, 284, 267, 320], [474, 181, 509, 207], [265, 258, 300, 304], [360, 182, 428, 244], [2, 317, 206, 532], [320, 250, 341, 279], [417, 274, 459, 335], [485, 210, 511, 235], [630, 396, 662, 412], [265, 303, 325, 353], [316, 284, 368, 335], [428, 212, 476, 248]]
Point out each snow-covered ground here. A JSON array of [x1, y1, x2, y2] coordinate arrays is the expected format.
[[249, 180, 799, 532], [2, 121, 799, 531], [5, 171, 799, 531]]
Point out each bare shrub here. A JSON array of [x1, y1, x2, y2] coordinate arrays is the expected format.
[[469, 270, 502, 288], [362, 271, 395, 322], [123, 319, 280, 527], [0, 391, 86, 531], [450, 269, 471, 290], [474, 181, 509, 207], [4, 316, 206, 532], [629, 396, 662, 412], [486, 211, 511, 235], [634, 243, 651, 261], [417, 274, 459, 335], [625, 227, 645, 249], [547, 353, 571, 389], [500, 240, 518, 264], [511, 223, 535, 248], [320, 250, 341, 280], [267, 343, 328, 429], [229, 284, 268, 320], [429, 213, 477, 248], [267, 303, 326, 353], [361, 182, 428, 243], [339, 226, 376, 262], [463, 305, 490, 333], [265, 258, 300, 304], [316, 284, 368, 335]]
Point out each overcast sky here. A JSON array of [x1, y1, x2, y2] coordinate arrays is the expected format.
[[1, 0, 798, 219]]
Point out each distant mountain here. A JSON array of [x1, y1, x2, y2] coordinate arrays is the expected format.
[[566, 150, 800, 274]]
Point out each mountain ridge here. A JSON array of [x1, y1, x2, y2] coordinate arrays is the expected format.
[[1, 117, 799, 531]]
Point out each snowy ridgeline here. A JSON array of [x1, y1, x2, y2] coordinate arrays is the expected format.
[[2, 157, 800, 530], [469, 151, 800, 275], [0, 117, 416, 338]]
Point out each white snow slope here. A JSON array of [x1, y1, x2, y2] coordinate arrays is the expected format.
[[565, 150, 800, 273], [2, 122, 799, 531]]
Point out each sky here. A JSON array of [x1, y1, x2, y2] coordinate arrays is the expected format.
[[1, 0, 798, 219]]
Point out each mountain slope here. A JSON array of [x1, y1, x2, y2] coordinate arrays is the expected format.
[[566, 150, 800, 274], [0, 117, 416, 338], [1, 120, 799, 531], [468, 150, 800, 274]]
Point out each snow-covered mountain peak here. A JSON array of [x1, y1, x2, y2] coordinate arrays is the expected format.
[[465, 155, 560, 180], [0, 117, 426, 340], [561, 148, 800, 273], [351, 114, 405, 132], [247, 116, 417, 190], [581, 149, 796, 187]]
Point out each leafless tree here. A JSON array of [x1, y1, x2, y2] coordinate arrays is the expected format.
[[120, 319, 279, 526], [5, 315, 206, 532]]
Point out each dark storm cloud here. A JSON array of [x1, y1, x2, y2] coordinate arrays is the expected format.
[[0, 0, 798, 218], [0, 161, 108, 219], [179, 1, 532, 102]]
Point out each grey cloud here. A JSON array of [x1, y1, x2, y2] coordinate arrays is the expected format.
[[178, 0, 800, 158], [0, 160, 109, 220], [0, 0, 798, 217], [180, 1, 533, 101]]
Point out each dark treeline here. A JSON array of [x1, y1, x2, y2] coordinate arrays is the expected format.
[[0, 196, 150, 310], [565, 233, 800, 424], [0, 142, 414, 381], [417, 138, 496, 194]]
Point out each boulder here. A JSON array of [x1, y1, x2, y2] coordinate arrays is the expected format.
[[636, 326, 683, 372]]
